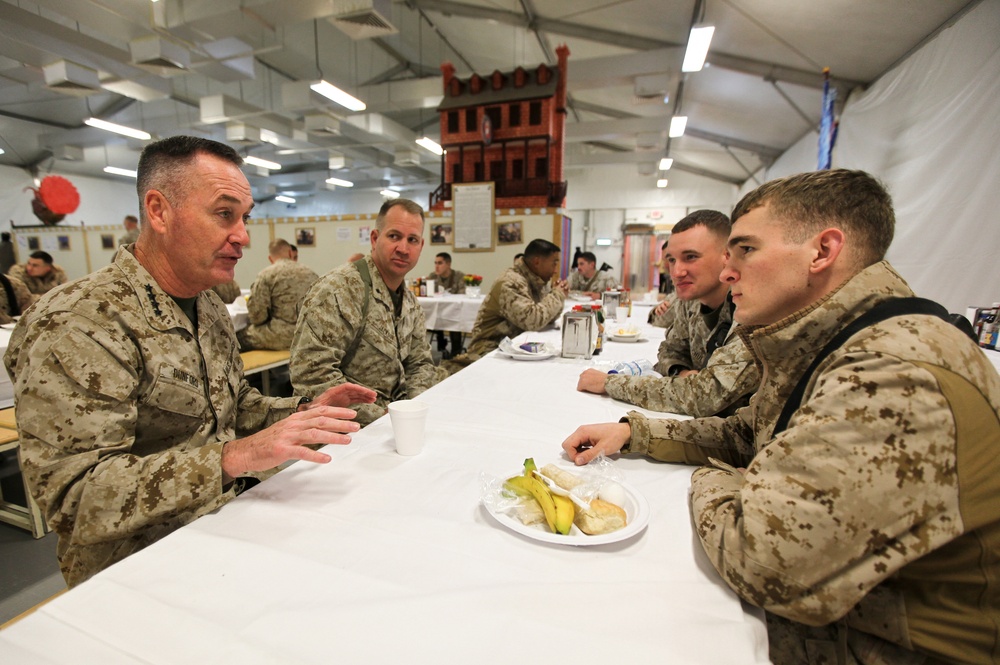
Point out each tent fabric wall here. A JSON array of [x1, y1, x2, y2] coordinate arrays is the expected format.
[[742, 0, 1000, 313]]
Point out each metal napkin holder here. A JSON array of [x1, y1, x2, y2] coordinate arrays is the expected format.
[[601, 290, 621, 313], [561, 309, 596, 359]]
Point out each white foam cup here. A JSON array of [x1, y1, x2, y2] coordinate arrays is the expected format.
[[388, 400, 429, 455]]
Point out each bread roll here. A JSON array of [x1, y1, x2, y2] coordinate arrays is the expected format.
[[574, 499, 627, 535]]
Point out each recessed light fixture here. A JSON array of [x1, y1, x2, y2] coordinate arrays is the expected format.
[[595, 238, 613, 246], [326, 177, 354, 187], [380, 189, 400, 199], [244, 155, 281, 170], [104, 166, 138, 178], [657, 179, 669, 188], [658, 157, 673, 170], [85, 117, 151, 140], [275, 195, 296, 203], [682, 25, 715, 73], [310, 80, 366, 112], [669, 116, 687, 138], [415, 136, 444, 155]]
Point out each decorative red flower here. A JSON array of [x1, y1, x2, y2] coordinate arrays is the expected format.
[[37, 175, 80, 214]]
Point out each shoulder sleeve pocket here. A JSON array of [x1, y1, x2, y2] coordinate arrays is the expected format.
[[51, 329, 136, 402]]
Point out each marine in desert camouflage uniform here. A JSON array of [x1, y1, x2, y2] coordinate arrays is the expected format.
[[568, 251, 618, 298], [427, 251, 465, 358], [578, 211, 758, 418], [0, 273, 33, 324], [9, 250, 68, 299], [447, 239, 567, 369], [290, 199, 441, 426], [564, 170, 1000, 664], [118, 214, 140, 246], [237, 238, 319, 350], [5, 136, 374, 587]]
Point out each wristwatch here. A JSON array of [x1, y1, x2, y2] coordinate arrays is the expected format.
[[667, 365, 684, 377], [296, 396, 313, 411]]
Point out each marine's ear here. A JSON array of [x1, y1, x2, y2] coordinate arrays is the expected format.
[[143, 189, 171, 235], [808, 227, 845, 275]]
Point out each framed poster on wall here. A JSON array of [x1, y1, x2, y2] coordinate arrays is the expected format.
[[452, 182, 494, 252]]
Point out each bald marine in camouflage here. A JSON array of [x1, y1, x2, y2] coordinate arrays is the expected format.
[[5, 136, 374, 587], [237, 238, 319, 350], [290, 199, 441, 426], [563, 169, 1000, 664], [445, 239, 568, 371]]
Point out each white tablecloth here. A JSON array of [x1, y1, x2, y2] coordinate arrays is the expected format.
[[418, 293, 484, 333], [227, 299, 249, 332], [0, 304, 769, 663]]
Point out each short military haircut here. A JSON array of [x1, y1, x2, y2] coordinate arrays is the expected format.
[[436, 252, 452, 263], [524, 239, 561, 259], [29, 250, 54, 265], [376, 198, 425, 230], [124, 215, 138, 224], [268, 238, 292, 258], [671, 209, 731, 239], [578, 251, 596, 264], [136, 136, 243, 225], [731, 169, 895, 269]]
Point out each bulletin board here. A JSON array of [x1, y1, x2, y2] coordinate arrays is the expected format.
[[452, 182, 495, 252]]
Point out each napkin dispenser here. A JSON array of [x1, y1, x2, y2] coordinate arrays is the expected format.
[[561, 309, 596, 359], [601, 290, 621, 313]]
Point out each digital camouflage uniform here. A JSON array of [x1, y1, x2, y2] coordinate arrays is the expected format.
[[426, 268, 466, 294], [606, 295, 757, 417], [461, 258, 564, 359], [622, 262, 1000, 664], [8, 262, 68, 297], [290, 255, 440, 426], [210, 278, 241, 304], [569, 269, 619, 294], [4, 248, 300, 588], [647, 292, 678, 328], [238, 258, 319, 350], [118, 227, 140, 246], [0, 274, 33, 324]]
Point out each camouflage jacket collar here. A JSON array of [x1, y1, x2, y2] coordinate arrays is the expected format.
[[114, 248, 225, 335], [737, 261, 914, 369]]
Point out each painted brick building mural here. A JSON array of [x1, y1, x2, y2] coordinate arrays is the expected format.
[[429, 45, 569, 211]]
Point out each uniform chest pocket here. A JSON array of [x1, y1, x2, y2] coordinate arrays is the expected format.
[[144, 367, 209, 419]]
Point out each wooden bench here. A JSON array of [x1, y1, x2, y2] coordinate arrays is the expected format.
[[239, 349, 291, 395], [0, 409, 48, 539]]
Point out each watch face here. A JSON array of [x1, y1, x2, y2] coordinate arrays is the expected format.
[[481, 114, 493, 146]]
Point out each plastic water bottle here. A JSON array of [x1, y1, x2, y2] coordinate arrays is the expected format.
[[607, 359, 654, 375]]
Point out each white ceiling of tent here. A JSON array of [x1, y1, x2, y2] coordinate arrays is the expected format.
[[0, 0, 979, 201]]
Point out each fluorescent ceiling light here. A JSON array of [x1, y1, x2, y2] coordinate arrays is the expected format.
[[310, 80, 366, 112], [380, 189, 400, 199], [104, 166, 138, 178], [244, 155, 281, 170], [259, 128, 279, 144], [682, 25, 715, 72], [595, 238, 612, 246], [275, 195, 296, 203], [326, 177, 354, 188], [415, 136, 444, 155], [0, 148, 5, 155], [657, 179, 669, 188], [85, 117, 151, 140], [669, 116, 687, 138], [658, 157, 673, 170]]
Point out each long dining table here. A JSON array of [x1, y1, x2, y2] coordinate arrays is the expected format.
[[0, 302, 770, 663]]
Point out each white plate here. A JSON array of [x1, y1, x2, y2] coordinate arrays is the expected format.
[[484, 469, 650, 546], [568, 293, 593, 302], [497, 350, 555, 361], [607, 334, 643, 343], [0, 323, 16, 330]]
